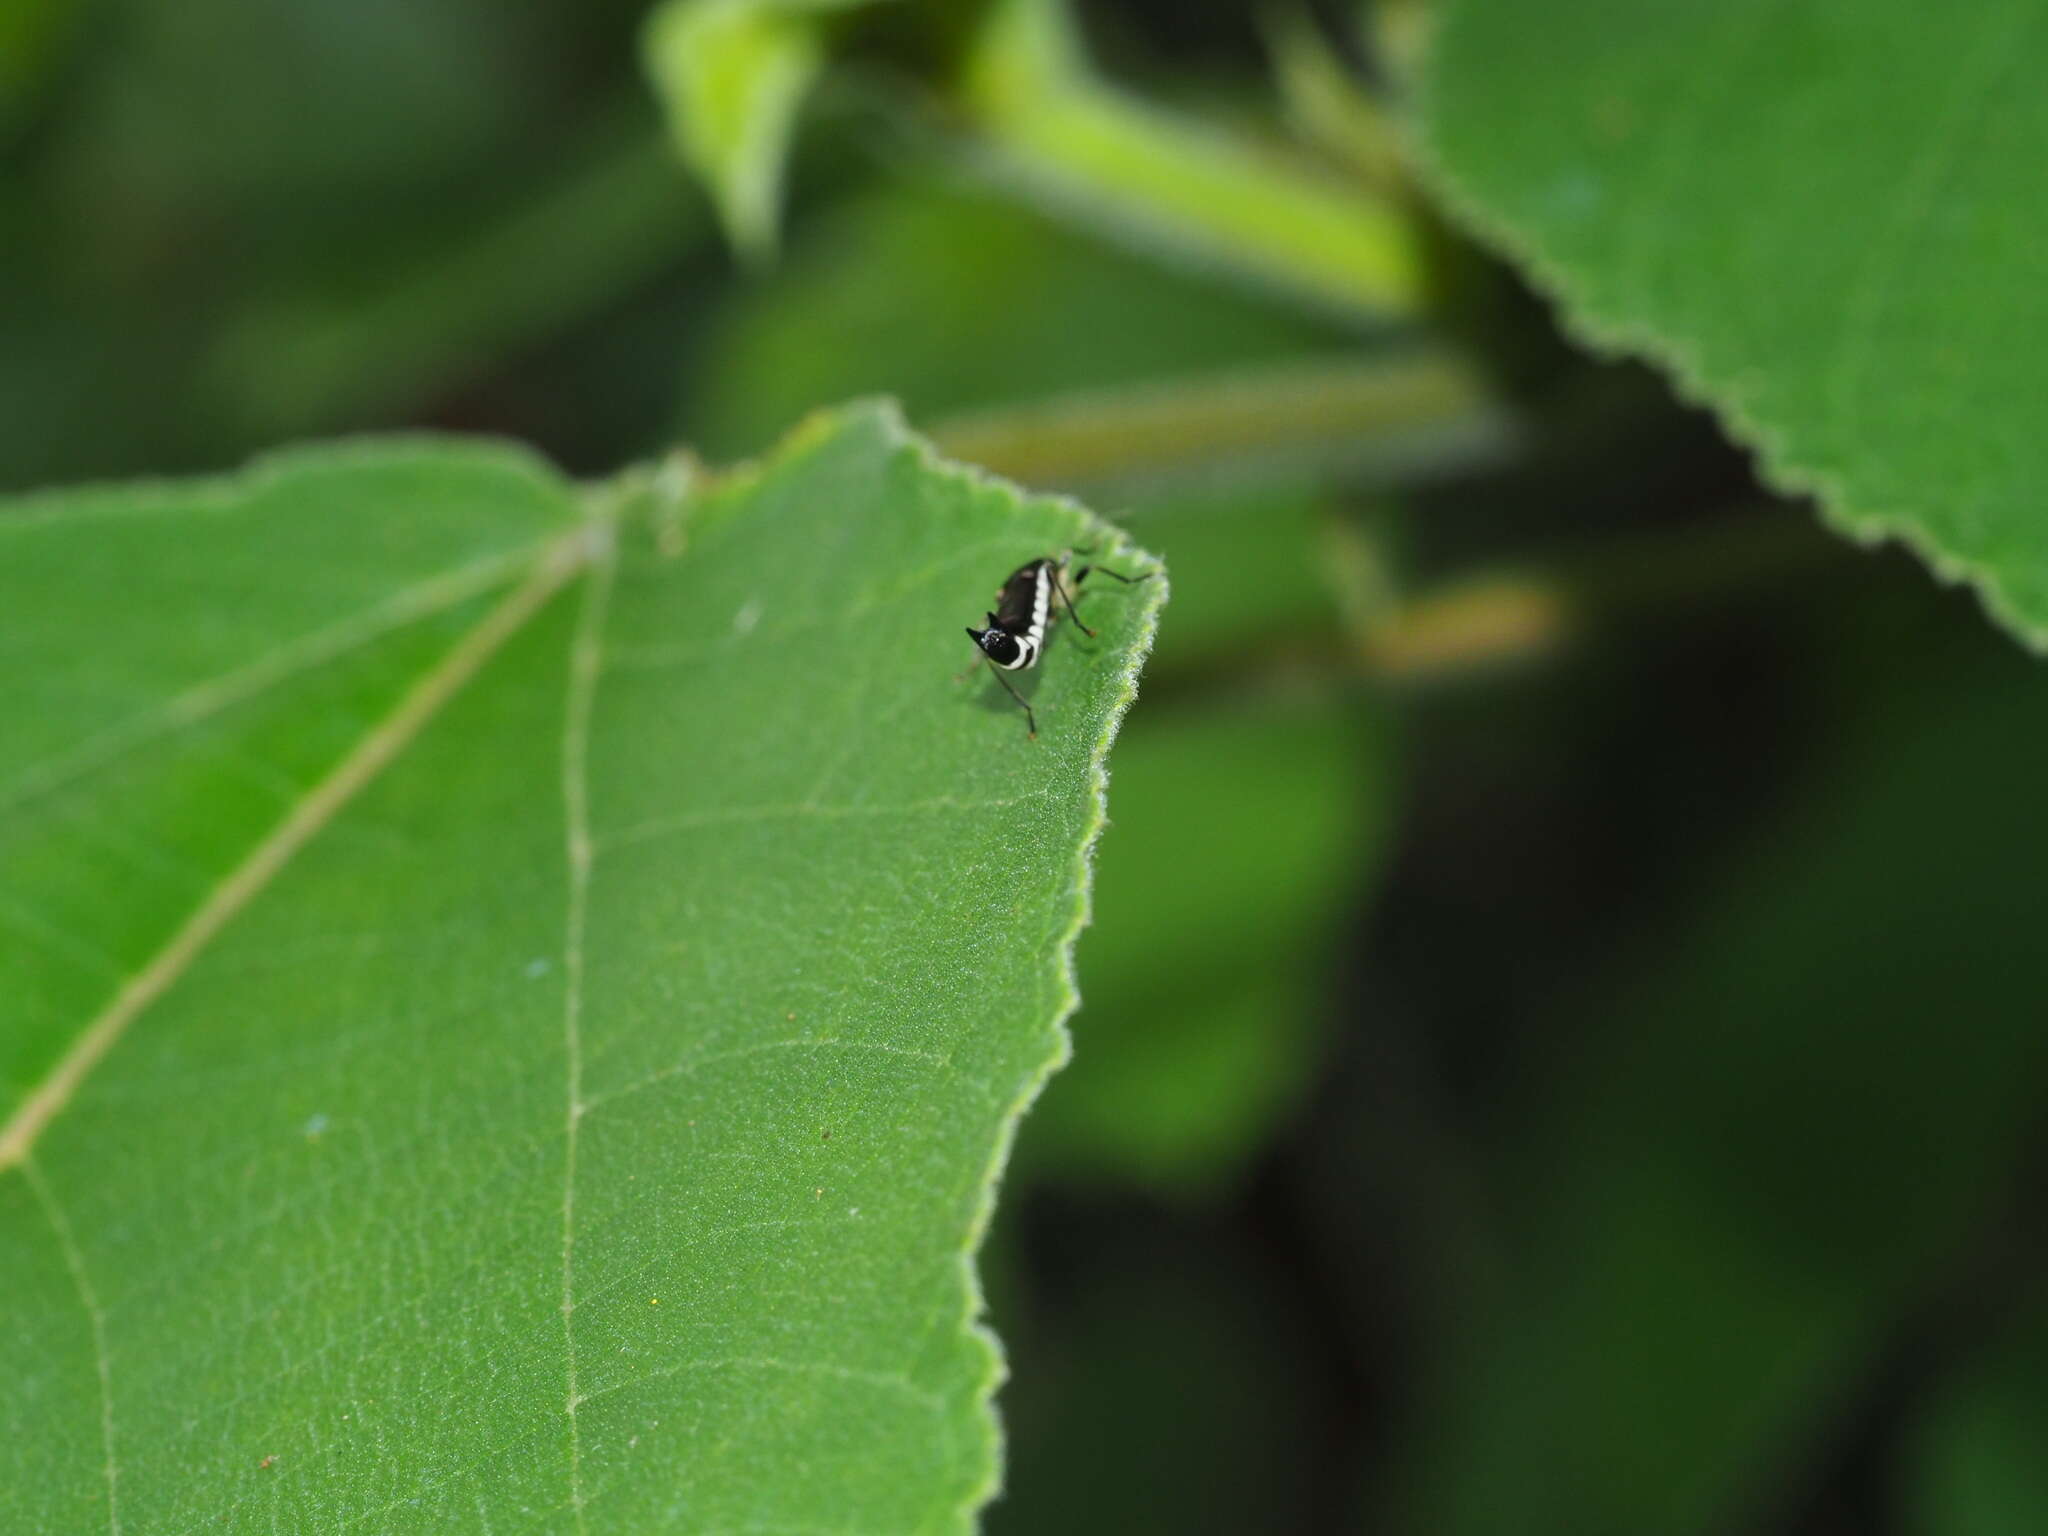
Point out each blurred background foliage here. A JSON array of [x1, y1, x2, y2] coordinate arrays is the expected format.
[[8, 0, 2047, 1531]]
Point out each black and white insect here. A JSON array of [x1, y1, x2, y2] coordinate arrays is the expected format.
[[964, 550, 1151, 738]]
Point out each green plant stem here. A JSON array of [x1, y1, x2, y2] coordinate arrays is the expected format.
[[957, 0, 1423, 322], [928, 350, 1503, 494], [1264, 7, 1408, 191], [1347, 509, 1844, 681]]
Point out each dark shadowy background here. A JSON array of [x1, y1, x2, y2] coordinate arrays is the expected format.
[[10, 3, 2047, 1532]]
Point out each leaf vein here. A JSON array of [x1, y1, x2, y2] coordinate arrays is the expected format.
[[23, 1157, 120, 1536], [601, 534, 1051, 673], [596, 791, 1055, 855], [558, 538, 614, 1536], [573, 1355, 943, 1415], [0, 536, 586, 1173], [581, 1036, 981, 1119], [0, 544, 544, 817]]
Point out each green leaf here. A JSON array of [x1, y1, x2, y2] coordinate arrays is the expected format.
[[1417, 1, 2048, 645], [199, 121, 707, 440], [1908, 1303, 2048, 1536], [0, 403, 1163, 1530], [643, 0, 860, 260], [0, 0, 77, 124]]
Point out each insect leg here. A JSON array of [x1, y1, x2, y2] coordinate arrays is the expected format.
[[1048, 560, 1098, 639], [1064, 544, 1154, 593], [1074, 561, 1151, 585], [984, 657, 1038, 739]]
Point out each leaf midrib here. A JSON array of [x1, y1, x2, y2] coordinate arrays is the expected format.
[[0, 528, 594, 1172], [0, 542, 554, 818]]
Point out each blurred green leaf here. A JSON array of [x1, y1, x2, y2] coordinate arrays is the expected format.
[[1027, 695, 1386, 1194], [992, 1212, 1320, 1534], [1909, 1302, 2048, 1536], [0, 404, 1163, 1530], [1419, 1, 2048, 646], [0, 0, 78, 125], [686, 175, 1342, 462], [686, 175, 1487, 498], [643, 0, 865, 259], [0, 3, 697, 486], [1392, 638, 2048, 1535], [1115, 489, 1345, 673], [959, 0, 1423, 322], [202, 121, 706, 438], [56, 0, 545, 199]]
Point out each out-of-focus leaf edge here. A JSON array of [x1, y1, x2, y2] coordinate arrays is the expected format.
[[0, 431, 574, 527], [1407, 39, 2048, 654]]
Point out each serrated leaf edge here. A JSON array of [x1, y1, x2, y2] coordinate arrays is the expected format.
[[863, 400, 1169, 1530], [1406, 17, 2048, 654]]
